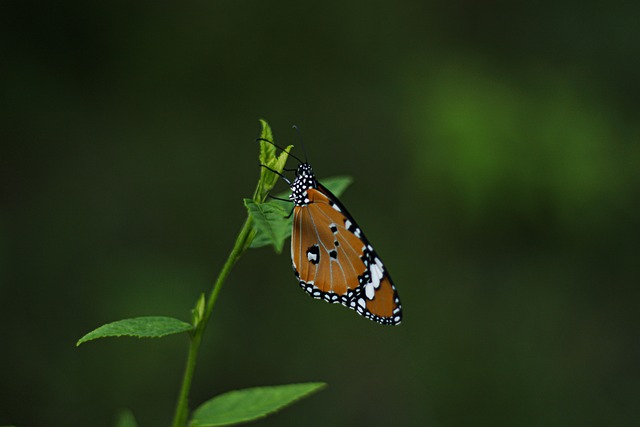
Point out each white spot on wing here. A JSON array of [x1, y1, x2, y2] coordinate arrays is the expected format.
[[370, 263, 383, 289], [365, 283, 375, 299]]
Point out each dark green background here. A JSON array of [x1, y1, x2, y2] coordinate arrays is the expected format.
[[2, 2, 638, 426]]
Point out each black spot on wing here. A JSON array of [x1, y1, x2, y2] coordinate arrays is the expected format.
[[306, 244, 320, 265]]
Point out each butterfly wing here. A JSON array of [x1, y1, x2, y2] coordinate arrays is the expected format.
[[291, 183, 402, 325]]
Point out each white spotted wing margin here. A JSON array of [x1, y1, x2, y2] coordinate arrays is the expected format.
[[291, 180, 402, 326]]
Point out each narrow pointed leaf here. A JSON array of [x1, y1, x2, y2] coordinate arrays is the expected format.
[[318, 175, 354, 199], [258, 119, 275, 166], [255, 119, 293, 202], [190, 382, 327, 427], [77, 316, 192, 346]]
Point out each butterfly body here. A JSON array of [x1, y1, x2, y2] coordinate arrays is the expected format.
[[288, 163, 402, 325]]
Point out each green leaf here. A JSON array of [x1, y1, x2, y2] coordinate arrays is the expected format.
[[114, 409, 138, 427], [272, 175, 354, 202], [258, 118, 275, 167], [244, 199, 290, 253], [248, 175, 353, 251], [190, 382, 327, 427], [191, 293, 207, 327], [254, 119, 293, 203], [77, 316, 193, 346], [317, 175, 354, 199]]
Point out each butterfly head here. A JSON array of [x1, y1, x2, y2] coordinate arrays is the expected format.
[[289, 163, 317, 206]]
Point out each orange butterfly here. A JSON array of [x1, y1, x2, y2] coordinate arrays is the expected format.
[[268, 149, 402, 325]]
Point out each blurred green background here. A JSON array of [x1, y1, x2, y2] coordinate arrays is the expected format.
[[2, 2, 639, 426]]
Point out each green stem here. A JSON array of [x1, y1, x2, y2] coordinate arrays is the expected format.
[[171, 216, 254, 427], [172, 333, 202, 427]]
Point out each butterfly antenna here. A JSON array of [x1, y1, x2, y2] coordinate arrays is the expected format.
[[292, 125, 308, 163], [255, 137, 304, 164]]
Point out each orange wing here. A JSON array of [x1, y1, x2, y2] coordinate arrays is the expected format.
[[291, 185, 402, 325]]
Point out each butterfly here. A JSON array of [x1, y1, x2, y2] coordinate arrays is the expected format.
[[265, 142, 402, 326]]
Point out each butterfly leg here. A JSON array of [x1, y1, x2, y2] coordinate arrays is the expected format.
[[260, 164, 292, 185], [265, 194, 294, 218], [285, 206, 294, 219], [267, 194, 292, 203]]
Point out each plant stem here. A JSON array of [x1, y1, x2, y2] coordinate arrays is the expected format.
[[171, 216, 254, 427], [172, 333, 202, 427], [203, 217, 254, 326]]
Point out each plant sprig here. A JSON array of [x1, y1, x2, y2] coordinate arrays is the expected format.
[[76, 120, 352, 427]]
